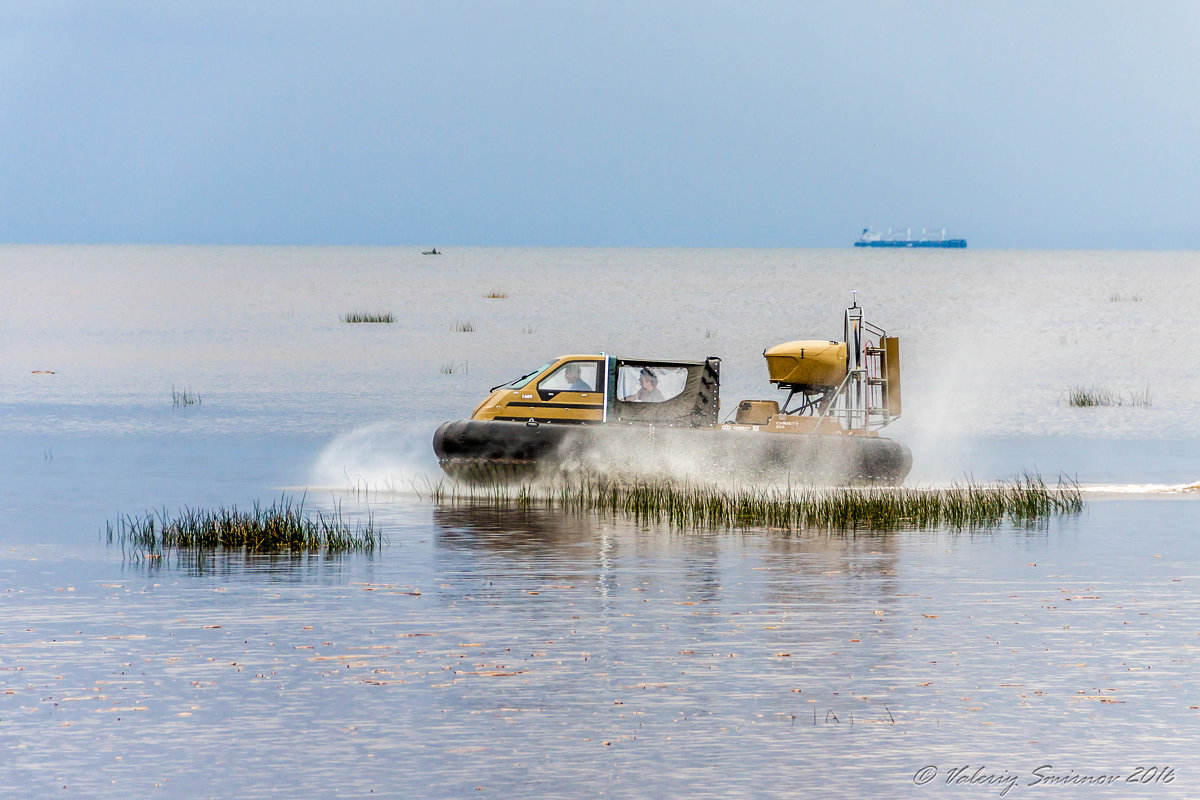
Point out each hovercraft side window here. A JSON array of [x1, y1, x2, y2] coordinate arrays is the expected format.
[[617, 365, 688, 403], [538, 360, 599, 392], [507, 362, 551, 390]]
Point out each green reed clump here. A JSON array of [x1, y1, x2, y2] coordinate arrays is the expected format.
[[1067, 385, 1114, 407], [1065, 385, 1151, 407], [342, 312, 395, 323], [108, 495, 383, 557], [172, 385, 201, 407], [428, 473, 1082, 531]]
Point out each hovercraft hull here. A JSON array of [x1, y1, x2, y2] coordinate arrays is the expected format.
[[433, 419, 912, 485]]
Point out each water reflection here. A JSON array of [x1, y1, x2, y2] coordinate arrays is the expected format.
[[759, 530, 900, 605], [430, 503, 910, 616], [119, 546, 363, 582], [431, 504, 608, 595], [432, 504, 598, 553]]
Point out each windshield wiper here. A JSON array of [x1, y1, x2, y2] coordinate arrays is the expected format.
[[490, 369, 538, 393]]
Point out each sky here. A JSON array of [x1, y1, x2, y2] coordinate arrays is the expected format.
[[1, 1, 1198, 248]]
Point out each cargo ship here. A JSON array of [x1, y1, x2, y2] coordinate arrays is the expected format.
[[855, 228, 966, 248]]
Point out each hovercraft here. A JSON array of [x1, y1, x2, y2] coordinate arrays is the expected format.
[[433, 298, 912, 485]]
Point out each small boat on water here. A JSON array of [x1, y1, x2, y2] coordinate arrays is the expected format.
[[422, 248, 441, 255], [433, 297, 912, 485], [856, 228, 966, 248]]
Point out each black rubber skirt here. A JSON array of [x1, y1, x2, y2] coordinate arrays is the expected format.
[[433, 419, 913, 485]]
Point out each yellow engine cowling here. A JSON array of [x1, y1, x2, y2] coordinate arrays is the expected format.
[[764, 340, 847, 389]]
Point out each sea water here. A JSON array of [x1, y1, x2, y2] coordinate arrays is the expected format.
[[1, 246, 1198, 797]]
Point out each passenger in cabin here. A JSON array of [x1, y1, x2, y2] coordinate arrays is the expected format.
[[564, 363, 592, 392], [623, 367, 665, 402]]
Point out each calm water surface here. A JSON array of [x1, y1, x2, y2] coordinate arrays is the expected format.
[[2, 247, 1198, 798]]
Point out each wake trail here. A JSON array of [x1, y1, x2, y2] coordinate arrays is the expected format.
[[1079, 481, 1200, 496]]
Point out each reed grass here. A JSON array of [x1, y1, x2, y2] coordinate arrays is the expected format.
[[342, 312, 395, 323], [422, 473, 1083, 531], [484, 291, 508, 299], [440, 359, 468, 374], [522, 325, 536, 334], [1109, 293, 1142, 302], [1066, 385, 1114, 407], [107, 495, 384, 557], [1065, 385, 1151, 407], [172, 386, 201, 407], [454, 320, 475, 332], [1127, 386, 1153, 406]]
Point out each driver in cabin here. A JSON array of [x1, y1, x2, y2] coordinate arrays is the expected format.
[[564, 363, 592, 391], [623, 367, 665, 402]]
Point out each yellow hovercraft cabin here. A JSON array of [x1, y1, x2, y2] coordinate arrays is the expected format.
[[468, 355, 719, 427], [432, 298, 911, 484]]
